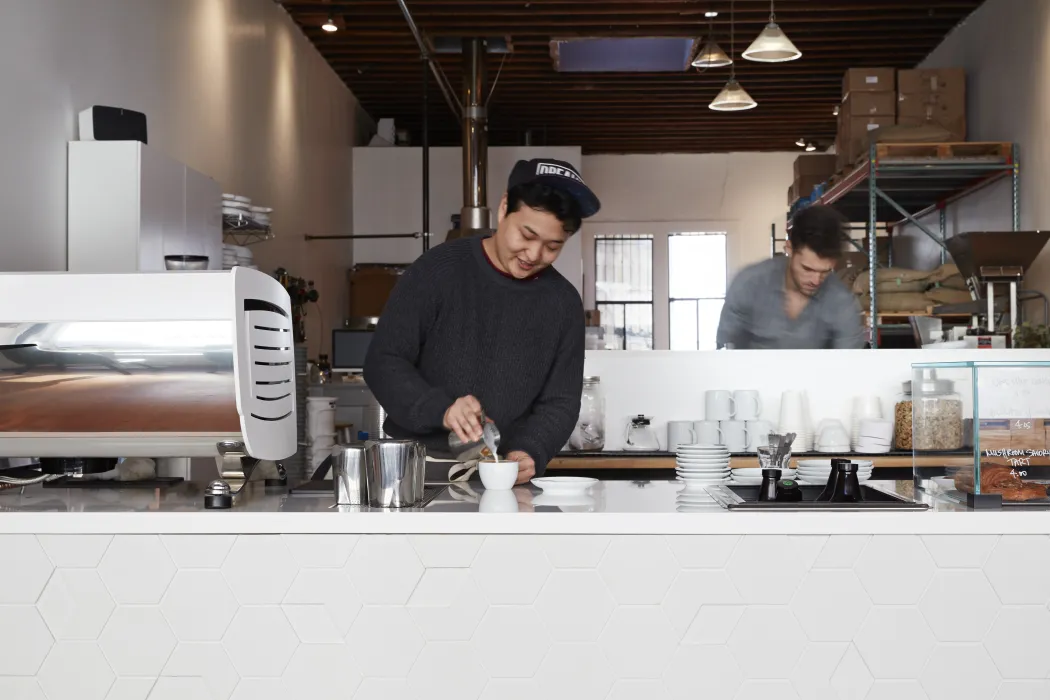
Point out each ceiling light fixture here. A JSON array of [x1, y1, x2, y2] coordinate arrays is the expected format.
[[322, 16, 338, 32], [692, 10, 731, 68], [805, 142, 817, 152], [833, 105, 840, 116], [743, 0, 801, 63], [709, 0, 756, 111], [796, 138, 806, 148]]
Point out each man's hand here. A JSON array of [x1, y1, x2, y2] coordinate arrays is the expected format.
[[506, 450, 536, 485], [443, 395, 483, 444]]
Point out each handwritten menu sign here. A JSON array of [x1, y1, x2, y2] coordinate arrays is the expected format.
[[976, 366, 1050, 468]]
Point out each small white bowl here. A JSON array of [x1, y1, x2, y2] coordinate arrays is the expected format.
[[479, 460, 518, 490]]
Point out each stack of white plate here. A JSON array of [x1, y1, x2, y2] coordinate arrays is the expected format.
[[731, 467, 798, 486], [222, 244, 254, 270], [796, 459, 874, 485], [223, 193, 251, 219], [676, 444, 730, 493], [249, 206, 273, 227]]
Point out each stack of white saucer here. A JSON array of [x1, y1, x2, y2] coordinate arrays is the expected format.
[[676, 444, 730, 493], [221, 244, 255, 270], [223, 193, 251, 219], [796, 459, 873, 485], [731, 466, 798, 486]]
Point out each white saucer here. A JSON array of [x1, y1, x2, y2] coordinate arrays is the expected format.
[[531, 476, 597, 496]]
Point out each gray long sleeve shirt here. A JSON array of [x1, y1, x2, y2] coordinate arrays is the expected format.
[[716, 256, 865, 350], [363, 236, 585, 473]]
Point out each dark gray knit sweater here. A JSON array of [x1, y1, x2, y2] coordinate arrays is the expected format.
[[363, 236, 585, 473]]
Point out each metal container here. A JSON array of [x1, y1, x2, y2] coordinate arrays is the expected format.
[[164, 255, 209, 270], [332, 444, 368, 506], [364, 439, 425, 508]]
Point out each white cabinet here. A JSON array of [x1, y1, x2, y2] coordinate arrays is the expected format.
[[68, 141, 221, 272]]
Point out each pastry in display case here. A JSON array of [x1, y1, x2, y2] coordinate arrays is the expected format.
[[912, 361, 1050, 507]]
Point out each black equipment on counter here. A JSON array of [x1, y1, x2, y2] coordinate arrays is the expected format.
[[78, 106, 148, 144]]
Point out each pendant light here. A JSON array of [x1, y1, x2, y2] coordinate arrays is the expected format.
[[321, 16, 338, 32], [691, 11, 732, 69], [743, 0, 801, 63], [709, 0, 757, 111]]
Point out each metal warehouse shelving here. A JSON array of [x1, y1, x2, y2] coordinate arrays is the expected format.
[[789, 141, 1019, 348]]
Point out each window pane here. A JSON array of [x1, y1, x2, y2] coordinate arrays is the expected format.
[[596, 303, 625, 350], [669, 233, 727, 299], [697, 299, 726, 351], [625, 304, 654, 350], [595, 235, 653, 302], [670, 299, 699, 351]]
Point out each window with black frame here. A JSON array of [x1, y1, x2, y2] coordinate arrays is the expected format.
[[594, 234, 654, 350], [669, 232, 728, 350]]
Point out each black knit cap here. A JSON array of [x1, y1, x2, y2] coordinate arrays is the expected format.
[[507, 158, 601, 218]]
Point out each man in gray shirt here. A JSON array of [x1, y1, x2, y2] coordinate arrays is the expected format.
[[717, 205, 865, 349]]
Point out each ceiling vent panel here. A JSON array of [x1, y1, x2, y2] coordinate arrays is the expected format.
[[551, 37, 698, 72]]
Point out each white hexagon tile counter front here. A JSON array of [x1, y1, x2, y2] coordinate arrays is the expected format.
[[661, 570, 741, 637], [282, 568, 363, 641], [728, 607, 806, 679], [408, 568, 487, 641], [790, 570, 872, 642], [37, 569, 115, 641], [598, 536, 679, 605], [726, 536, 806, 604], [98, 535, 175, 605], [921, 644, 1002, 700], [282, 534, 359, 569], [161, 642, 239, 700], [663, 644, 743, 700], [409, 533, 485, 568], [345, 535, 424, 605], [0, 678, 47, 700], [407, 642, 487, 700], [98, 606, 176, 677], [37, 535, 113, 568], [161, 570, 239, 642], [37, 641, 115, 700], [920, 570, 1001, 642], [983, 606, 1050, 679], [345, 606, 424, 678], [665, 534, 740, 569], [221, 535, 298, 606], [830, 645, 873, 700], [0, 535, 54, 604], [535, 569, 616, 642], [983, 535, 1050, 605], [854, 536, 936, 605], [471, 535, 552, 605], [221, 606, 298, 677], [160, 534, 236, 568], [855, 606, 936, 679], [0, 606, 53, 675], [281, 642, 363, 700], [921, 535, 1000, 568], [599, 606, 678, 679], [473, 606, 550, 678], [535, 643, 615, 700], [538, 534, 611, 569]]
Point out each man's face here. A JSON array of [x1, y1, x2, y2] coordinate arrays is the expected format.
[[784, 242, 836, 297], [493, 194, 569, 279]]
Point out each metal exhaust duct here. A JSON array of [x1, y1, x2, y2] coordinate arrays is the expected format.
[[447, 39, 495, 241]]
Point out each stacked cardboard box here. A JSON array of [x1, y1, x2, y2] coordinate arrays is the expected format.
[[897, 68, 966, 140], [834, 67, 968, 170], [793, 154, 837, 202], [838, 68, 896, 167]]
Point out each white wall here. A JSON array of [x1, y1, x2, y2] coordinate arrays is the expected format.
[[0, 0, 371, 354], [895, 0, 1050, 297], [352, 146, 584, 294]]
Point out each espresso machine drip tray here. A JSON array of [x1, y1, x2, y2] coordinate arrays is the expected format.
[[706, 484, 929, 511]]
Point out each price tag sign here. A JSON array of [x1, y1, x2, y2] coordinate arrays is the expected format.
[[977, 366, 1050, 468]]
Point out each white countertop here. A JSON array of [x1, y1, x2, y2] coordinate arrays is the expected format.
[[3, 479, 1050, 535]]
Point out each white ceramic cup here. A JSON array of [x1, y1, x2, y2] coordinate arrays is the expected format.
[[778, 390, 807, 430], [693, 420, 724, 445], [859, 419, 894, 442], [733, 390, 763, 421], [667, 421, 697, 450], [479, 489, 520, 513], [705, 390, 735, 421], [721, 420, 750, 453], [479, 460, 519, 490], [746, 420, 775, 451]]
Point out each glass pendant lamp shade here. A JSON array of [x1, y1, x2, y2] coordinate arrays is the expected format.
[[742, 22, 801, 62], [692, 39, 733, 69], [709, 79, 757, 111]]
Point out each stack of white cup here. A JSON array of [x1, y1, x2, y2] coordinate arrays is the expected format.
[[306, 396, 337, 470], [851, 396, 883, 450], [778, 390, 813, 452]]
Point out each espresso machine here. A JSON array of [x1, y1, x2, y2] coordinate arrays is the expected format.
[[0, 267, 297, 507]]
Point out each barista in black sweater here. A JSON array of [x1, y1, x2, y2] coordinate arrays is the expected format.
[[364, 159, 600, 483]]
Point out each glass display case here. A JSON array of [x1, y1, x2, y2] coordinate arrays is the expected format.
[[913, 361, 1050, 508]]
